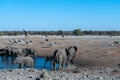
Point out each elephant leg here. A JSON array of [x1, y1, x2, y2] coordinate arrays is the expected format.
[[3, 55, 6, 61], [34, 55, 36, 64], [50, 61, 52, 70], [63, 61, 66, 70], [19, 63, 23, 68], [19, 63, 21, 68], [2, 56, 6, 62], [51, 60, 54, 70], [11, 56, 16, 65], [58, 56, 63, 70], [70, 59, 74, 64], [61, 62, 64, 70], [71, 55, 75, 64], [53, 62, 56, 70], [65, 60, 69, 67], [58, 61, 62, 70], [3, 55, 9, 64], [61, 60, 66, 71], [31, 62, 34, 68], [68, 58, 72, 65], [3, 55, 8, 61]]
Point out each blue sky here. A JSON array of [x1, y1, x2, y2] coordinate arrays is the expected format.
[[0, 0, 120, 31]]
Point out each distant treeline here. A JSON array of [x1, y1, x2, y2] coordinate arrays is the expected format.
[[82, 31, 120, 36], [0, 30, 120, 36]]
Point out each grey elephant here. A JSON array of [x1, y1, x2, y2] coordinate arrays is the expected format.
[[52, 48, 69, 70], [67, 46, 77, 64], [14, 56, 34, 68], [5, 45, 22, 55], [0, 46, 22, 65], [21, 48, 37, 64], [6, 46, 22, 65]]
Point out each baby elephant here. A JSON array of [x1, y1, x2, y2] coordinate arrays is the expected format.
[[14, 56, 34, 68]]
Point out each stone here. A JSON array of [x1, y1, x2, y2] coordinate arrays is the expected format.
[[39, 69, 52, 80]]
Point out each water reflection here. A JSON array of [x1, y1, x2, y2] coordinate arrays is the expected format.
[[0, 57, 52, 70]]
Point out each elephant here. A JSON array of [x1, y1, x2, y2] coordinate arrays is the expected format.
[[21, 48, 37, 64], [52, 48, 69, 70], [0, 48, 10, 64], [0, 46, 21, 57], [52, 46, 77, 70], [0, 46, 37, 67], [0, 46, 22, 65], [67, 46, 77, 64], [5, 46, 22, 55], [14, 56, 34, 68], [0, 48, 8, 57], [5, 46, 23, 64]]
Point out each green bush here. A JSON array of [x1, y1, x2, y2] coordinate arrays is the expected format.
[[0, 32, 4, 36], [73, 29, 82, 36]]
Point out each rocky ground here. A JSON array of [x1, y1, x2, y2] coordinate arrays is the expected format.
[[0, 65, 120, 80]]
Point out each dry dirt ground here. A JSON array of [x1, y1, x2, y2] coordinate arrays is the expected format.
[[0, 35, 120, 68]]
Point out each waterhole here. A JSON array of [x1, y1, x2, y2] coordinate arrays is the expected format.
[[0, 56, 58, 70]]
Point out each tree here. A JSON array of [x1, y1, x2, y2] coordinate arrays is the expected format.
[[0, 31, 4, 36], [73, 29, 82, 36]]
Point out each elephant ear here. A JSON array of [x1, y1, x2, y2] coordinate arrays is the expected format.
[[53, 50, 58, 59], [74, 46, 77, 52], [29, 48, 35, 54], [28, 48, 32, 54], [22, 48, 28, 56], [65, 48, 69, 57]]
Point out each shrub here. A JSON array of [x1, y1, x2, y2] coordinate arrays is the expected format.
[[0, 32, 4, 36]]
